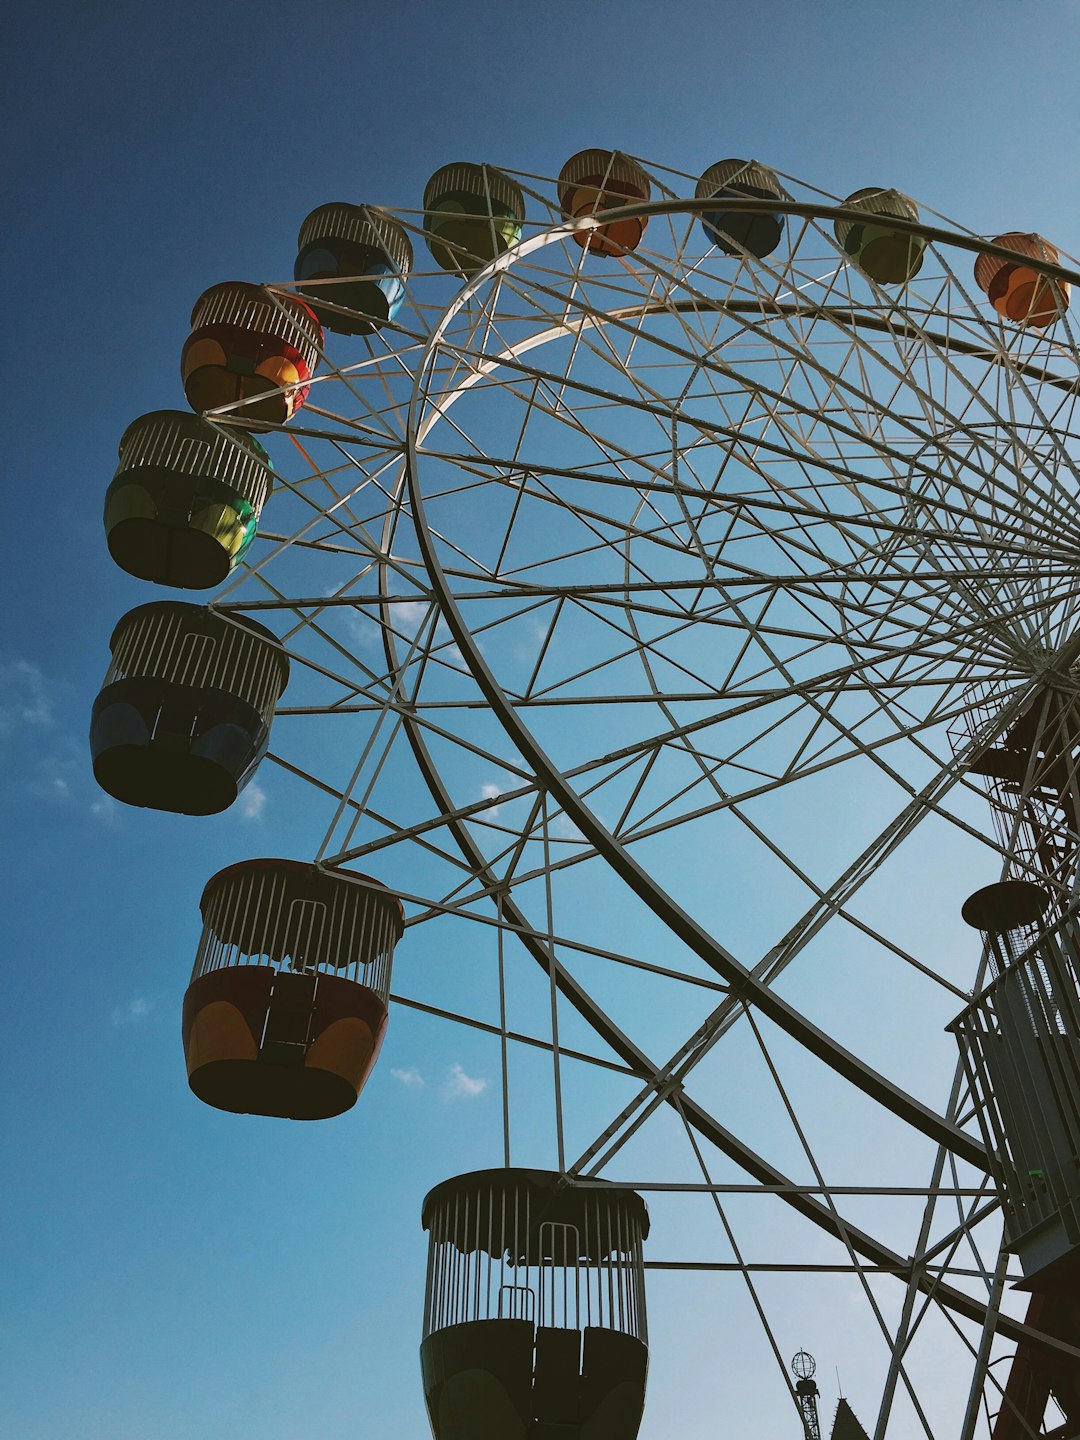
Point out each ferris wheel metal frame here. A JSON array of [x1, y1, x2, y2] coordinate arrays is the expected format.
[[173, 164, 1080, 1437]]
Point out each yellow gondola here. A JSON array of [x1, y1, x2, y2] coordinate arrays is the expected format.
[[835, 187, 925, 285], [423, 163, 525, 277]]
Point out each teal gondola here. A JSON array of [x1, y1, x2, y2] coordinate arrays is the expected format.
[[294, 204, 413, 335], [696, 159, 784, 259]]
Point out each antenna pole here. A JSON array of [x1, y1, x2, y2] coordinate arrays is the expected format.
[[792, 1350, 822, 1440]]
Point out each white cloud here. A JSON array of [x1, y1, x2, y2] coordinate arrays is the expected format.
[[479, 782, 502, 817], [442, 1063, 487, 1100], [391, 599, 430, 632], [34, 758, 120, 821], [240, 781, 267, 820], [30, 756, 79, 806], [341, 596, 472, 679], [552, 814, 585, 842], [0, 660, 56, 733], [13, 722, 118, 822], [345, 597, 432, 654], [112, 996, 153, 1028], [514, 616, 551, 664], [391, 1066, 424, 1088], [441, 640, 467, 673], [392, 602, 470, 674]]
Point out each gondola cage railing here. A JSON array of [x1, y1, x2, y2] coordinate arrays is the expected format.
[[183, 859, 404, 1120], [420, 1169, 649, 1440]]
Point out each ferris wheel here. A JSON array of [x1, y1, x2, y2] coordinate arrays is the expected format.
[[89, 152, 1080, 1438]]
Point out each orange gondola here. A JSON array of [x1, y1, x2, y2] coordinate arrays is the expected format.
[[974, 232, 1070, 330], [183, 860, 404, 1120], [558, 149, 651, 256]]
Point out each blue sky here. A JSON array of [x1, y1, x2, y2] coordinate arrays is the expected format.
[[5, 3, 1080, 1437]]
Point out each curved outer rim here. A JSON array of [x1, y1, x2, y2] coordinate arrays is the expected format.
[[404, 203, 989, 1165], [373, 198, 1080, 1359], [525, 195, 1080, 287], [380, 599, 1076, 1361]]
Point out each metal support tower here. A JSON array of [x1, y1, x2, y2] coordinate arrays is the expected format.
[[953, 882, 1080, 1436], [793, 1350, 822, 1440]]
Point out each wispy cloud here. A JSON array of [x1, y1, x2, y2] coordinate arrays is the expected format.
[[478, 782, 503, 817], [346, 596, 431, 654], [28, 748, 117, 822], [0, 660, 56, 733], [391, 1066, 425, 1088], [240, 781, 267, 820], [391, 599, 430, 632], [112, 996, 153, 1028], [552, 813, 585, 842], [342, 596, 471, 679], [0, 663, 116, 821], [393, 602, 468, 673], [442, 1063, 487, 1100], [514, 616, 552, 664]]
